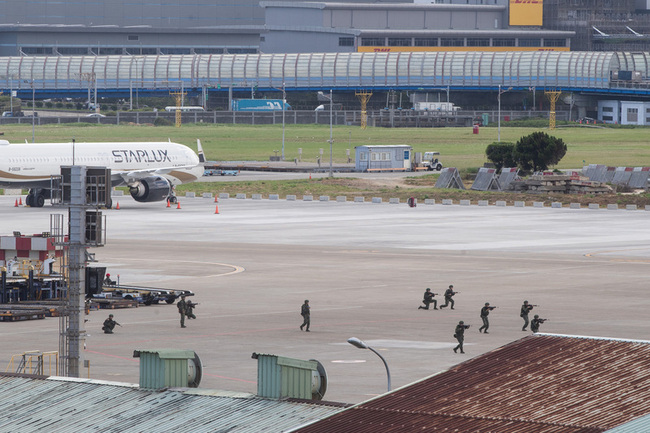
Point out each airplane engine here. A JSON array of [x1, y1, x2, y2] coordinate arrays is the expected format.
[[129, 176, 172, 202]]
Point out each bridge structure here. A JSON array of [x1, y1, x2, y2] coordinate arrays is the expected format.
[[1, 51, 649, 100]]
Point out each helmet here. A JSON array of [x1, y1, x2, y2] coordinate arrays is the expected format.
[[426, 288, 431, 291], [106, 273, 110, 277], [459, 321, 464, 324], [305, 299, 309, 303], [485, 302, 489, 306], [449, 285, 454, 288], [534, 314, 539, 319], [109, 314, 114, 317], [524, 300, 528, 303]]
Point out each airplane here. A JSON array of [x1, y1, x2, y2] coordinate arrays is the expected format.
[[0, 138, 206, 207]]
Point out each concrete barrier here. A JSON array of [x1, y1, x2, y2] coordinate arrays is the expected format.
[[514, 201, 525, 207], [478, 200, 489, 206], [269, 194, 279, 200], [496, 201, 506, 207], [319, 196, 330, 202], [219, 193, 230, 200], [236, 193, 246, 199], [389, 198, 400, 204], [252, 194, 262, 200], [533, 202, 544, 208], [607, 204, 618, 210], [336, 196, 347, 202], [303, 195, 313, 201], [570, 203, 581, 209], [202, 192, 213, 199], [185, 192, 196, 198], [442, 199, 453, 205], [372, 197, 382, 204], [588, 203, 599, 210], [460, 199, 470, 206], [626, 204, 637, 210], [286, 195, 296, 201], [551, 202, 562, 208], [424, 199, 435, 205], [646, 204, 650, 211], [112, 189, 124, 196]]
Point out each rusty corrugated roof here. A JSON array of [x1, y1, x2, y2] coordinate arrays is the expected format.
[[290, 334, 650, 433]]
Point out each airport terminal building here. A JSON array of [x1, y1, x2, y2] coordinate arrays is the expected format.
[[0, 0, 650, 57]]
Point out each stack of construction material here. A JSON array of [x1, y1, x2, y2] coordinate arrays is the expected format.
[[507, 174, 612, 194]]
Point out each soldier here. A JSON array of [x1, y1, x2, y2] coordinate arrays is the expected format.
[[186, 300, 197, 320], [531, 315, 547, 333], [177, 295, 188, 328], [300, 299, 310, 332], [453, 321, 470, 353], [439, 285, 458, 309], [418, 288, 437, 310], [479, 302, 496, 334], [102, 314, 119, 334], [520, 300, 535, 331]]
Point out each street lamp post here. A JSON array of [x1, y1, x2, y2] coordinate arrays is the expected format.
[[24, 80, 35, 142], [497, 84, 512, 142], [282, 83, 286, 160], [347, 337, 391, 392], [318, 90, 334, 177]]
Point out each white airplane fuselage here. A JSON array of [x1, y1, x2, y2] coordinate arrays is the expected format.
[[0, 140, 204, 206]]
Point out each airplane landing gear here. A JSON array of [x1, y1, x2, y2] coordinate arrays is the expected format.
[[26, 189, 47, 207], [168, 195, 178, 204]]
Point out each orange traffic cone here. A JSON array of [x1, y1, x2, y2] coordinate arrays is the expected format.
[[309, 173, 312, 180], [214, 195, 218, 203], [18, 197, 22, 205], [166, 199, 171, 208], [14, 199, 18, 207], [214, 204, 219, 214], [116, 202, 120, 210], [176, 201, 181, 209]]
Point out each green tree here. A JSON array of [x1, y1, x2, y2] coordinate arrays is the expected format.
[[485, 142, 516, 171], [512, 131, 567, 173]]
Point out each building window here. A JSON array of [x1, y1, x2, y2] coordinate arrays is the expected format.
[[603, 116, 613, 121], [519, 38, 541, 47], [128, 35, 139, 41], [493, 38, 515, 47], [361, 38, 385, 46], [58, 47, 88, 55], [339, 37, 354, 47], [440, 38, 464, 47], [467, 38, 490, 47], [627, 107, 638, 122], [414, 38, 438, 47], [21, 47, 52, 55], [602, 106, 613, 112], [359, 152, 368, 161], [194, 48, 224, 54], [543, 38, 566, 47], [101, 47, 124, 55], [388, 38, 411, 47], [226, 48, 257, 54], [141, 48, 158, 55]]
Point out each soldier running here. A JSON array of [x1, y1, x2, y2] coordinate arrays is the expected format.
[[453, 321, 470, 353], [520, 300, 535, 331], [479, 302, 496, 334]]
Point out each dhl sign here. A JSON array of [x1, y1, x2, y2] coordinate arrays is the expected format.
[[510, 0, 543, 26]]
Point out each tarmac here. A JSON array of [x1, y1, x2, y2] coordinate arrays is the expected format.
[[1, 194, 649, 404]]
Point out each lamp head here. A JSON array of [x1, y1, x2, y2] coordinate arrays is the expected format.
[[347, 337, 368, 349]]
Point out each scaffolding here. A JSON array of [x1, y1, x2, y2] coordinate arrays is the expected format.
[[545, 90, 561, 130], [169, 91, 187, 128]]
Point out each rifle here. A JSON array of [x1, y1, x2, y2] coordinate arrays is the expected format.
[[488, 306, 497, 310], [463, 324, 470, 329], [531, 304, 540, 307], [115, 322, 122, 327]]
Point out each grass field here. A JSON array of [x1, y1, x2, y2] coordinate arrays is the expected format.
[[1, 121, 649, 170], [3, 122, 650, 206]]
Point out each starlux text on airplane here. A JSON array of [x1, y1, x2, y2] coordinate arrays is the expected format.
[[111, 149, 172, 164]]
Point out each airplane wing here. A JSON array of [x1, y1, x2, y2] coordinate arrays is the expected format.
[[117, 165, 199, 184]]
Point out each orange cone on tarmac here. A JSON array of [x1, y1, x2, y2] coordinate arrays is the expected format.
[[214, 195, 218, 203], [116, 202, 120, 210], [166, 199, 171, 208], [215, 204, 219, 214], [18, 197, 22, 206], [14, 199, 18, 207], [176, 201, 181, 209]]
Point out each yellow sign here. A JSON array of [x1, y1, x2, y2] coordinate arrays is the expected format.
[[509, 0, 543, 26]]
